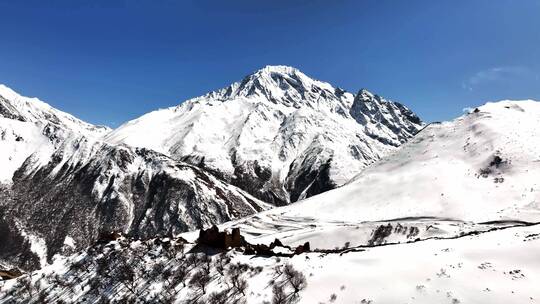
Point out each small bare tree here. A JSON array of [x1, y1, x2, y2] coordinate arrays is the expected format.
[[272, 284, 288, 304], [226, 262, 248, 296], [199, 254, 212, 274], [19, 274, 34, 298], [232, 276, 248, 296], [173, 264, 189, 288], [174, 241, 186, 260], [283, 264, 307, 294], [116, 260, 138, 295], [214, 253, 230, 276], [190, 270, 211, 294], [186, 254, 200, 269], [207, 290, 228, 304]]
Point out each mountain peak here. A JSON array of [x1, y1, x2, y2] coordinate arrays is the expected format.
[[357, 88, 375, 99], [204, 65, 340, 108], [255, 65, 301, 75]]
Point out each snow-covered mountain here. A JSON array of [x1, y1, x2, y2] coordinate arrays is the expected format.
[[2, 87, 540, 304], [105, 66, 423, 205], [0, 85, 269, 271]]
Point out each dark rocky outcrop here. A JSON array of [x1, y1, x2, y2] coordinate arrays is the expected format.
[[0, 269, 22, 280], [0, 209, 41, 271], [294, 242, 311, 255], [0, 96, 26, 122], [350, 89, 422, 147], [286, 154, 336, 202]]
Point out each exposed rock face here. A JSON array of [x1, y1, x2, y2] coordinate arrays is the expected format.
[[294, 242, 311, 254], [350, 89, 422, 147], [0, 96, 26, 121], [0, 208, 42, 271], [105, 66, 424, 205]]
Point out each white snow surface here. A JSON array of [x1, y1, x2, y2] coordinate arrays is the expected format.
[[0, 117, 53, 182]]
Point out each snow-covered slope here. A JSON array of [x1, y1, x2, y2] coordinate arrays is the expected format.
[[105, 66, 423, 205], [203, 100, 540, 249], [286, 100, 540, 222], [0, 85, 109, 183], [1, 138, 269, 270], [0, 84, 269, 271], [0, 84, 109, 137], [2, 222, 539, 304]]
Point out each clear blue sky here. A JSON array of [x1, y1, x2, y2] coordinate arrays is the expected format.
[[1, 0, 539, 127]]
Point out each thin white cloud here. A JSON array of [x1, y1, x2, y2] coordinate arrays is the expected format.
[[463, 66, 531, 91]]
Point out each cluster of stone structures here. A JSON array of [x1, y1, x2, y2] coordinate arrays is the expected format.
[[197, 225, 310, 257]]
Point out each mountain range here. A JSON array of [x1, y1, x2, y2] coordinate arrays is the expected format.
[[1, 66, 540, 304], [105, 65, 423, 205], [0, 66, 422, 271]]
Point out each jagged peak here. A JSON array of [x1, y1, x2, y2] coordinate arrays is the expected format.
[[239, 65, 333, 90], [356, 88, 375, 100], [245, 65, 331, 90], [255, 65, 301, 75], [349, 87, 423, 146], [354, 88, 404, 108], [194, 65, 341, 108]]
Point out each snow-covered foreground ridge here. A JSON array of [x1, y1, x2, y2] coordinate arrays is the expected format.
[[105, 65, 423, 205], [1, 221, 539, 303]]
